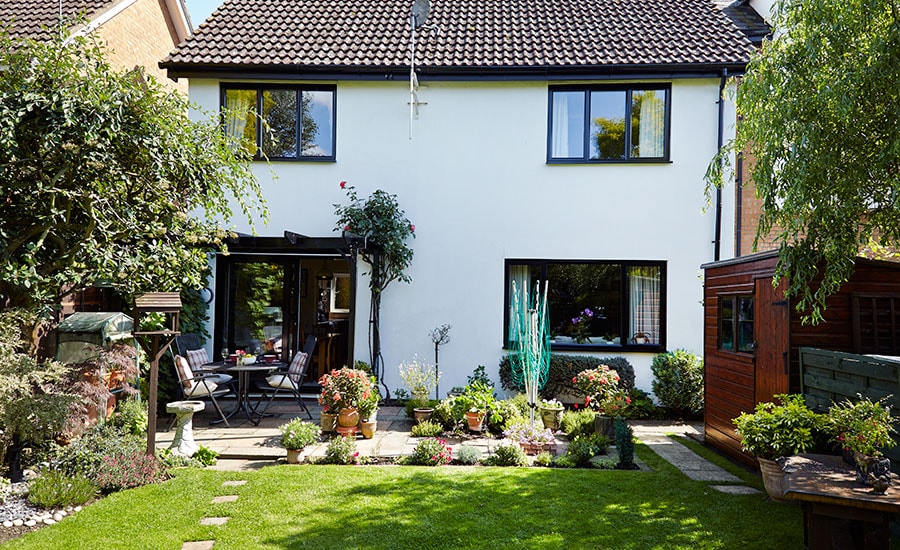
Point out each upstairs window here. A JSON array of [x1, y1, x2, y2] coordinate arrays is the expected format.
[[222, 85, 336, 161], [548, 85, 670, 163]]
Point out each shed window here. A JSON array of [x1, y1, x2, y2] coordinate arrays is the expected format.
[[720, 295, 754, 352]]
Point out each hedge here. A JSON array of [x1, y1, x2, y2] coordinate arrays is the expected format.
[[498, 354, 635, 400]]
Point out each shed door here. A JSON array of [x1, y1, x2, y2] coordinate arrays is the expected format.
[[754, 277, 789, 403]]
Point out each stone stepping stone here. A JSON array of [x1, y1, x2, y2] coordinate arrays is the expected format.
[[710, 485, 762, 495], [200, 517, 229, 526], [211, 495, 238, 504], [182, 542, 215, 550], [222, 480, 247, 487]]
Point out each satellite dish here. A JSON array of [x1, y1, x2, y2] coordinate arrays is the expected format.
[[411, 0, 430, 29]]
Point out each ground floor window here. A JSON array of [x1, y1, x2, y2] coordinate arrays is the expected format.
[[505, 260, 665, 350]]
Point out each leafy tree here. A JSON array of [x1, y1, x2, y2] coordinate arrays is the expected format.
[[0, 30, 267, 313], [707, 0, 900, 322]]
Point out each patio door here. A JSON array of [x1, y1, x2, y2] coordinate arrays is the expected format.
[[216, 256, 301, 363], [754, 277, 789, 403]]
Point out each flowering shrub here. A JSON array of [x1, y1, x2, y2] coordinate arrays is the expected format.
[[828, 395, 896, 457], [573, 365, 630, 415], [93, 448, 168, 492], [398, 357, 440, 404], [503, 424, 556, 446], [570, 308, 597, 343], [318, 367, 374, 413], [407, 437, 452, 466]]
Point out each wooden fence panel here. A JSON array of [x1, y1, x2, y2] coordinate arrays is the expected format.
[[799, 347, 900, 464]]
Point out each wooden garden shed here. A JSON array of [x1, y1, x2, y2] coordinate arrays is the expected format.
[[701, 251, 900, 466]]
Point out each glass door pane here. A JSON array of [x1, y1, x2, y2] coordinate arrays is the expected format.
[[230, 262, 285, 355]]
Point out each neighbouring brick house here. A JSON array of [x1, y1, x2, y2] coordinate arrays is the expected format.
[[1, 0, 192, 94], [159, 0, 768, 393]]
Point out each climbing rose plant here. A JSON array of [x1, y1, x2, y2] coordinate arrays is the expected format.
[[333, 181, 415, 293]]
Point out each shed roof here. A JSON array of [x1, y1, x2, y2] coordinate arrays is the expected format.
[[162, 0, 756, 78]]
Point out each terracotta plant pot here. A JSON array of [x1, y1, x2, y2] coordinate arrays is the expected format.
[[413, 407, 434, 424], [757, 457, 788, 502], [321, 412, 337, 433], [286, 449, 302, 464], [360, 420, 377, 439], [465, 411, 485, 432], [338, 407, 360, 428], [540, 407, 564, 430]]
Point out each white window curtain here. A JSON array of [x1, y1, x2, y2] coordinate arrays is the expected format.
[[628, 266, 661, 344], [551, 92, 584, 159], [224, 92, 254, 151], [636, 90, 665, 158]]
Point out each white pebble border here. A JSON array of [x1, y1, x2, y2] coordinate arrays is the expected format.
[[1, 503, 81, 528]]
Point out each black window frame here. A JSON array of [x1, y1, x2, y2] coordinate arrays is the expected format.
[[220, 83, 337, 162], [503, 259, 667, 352], [546, 84, 672, 164], [718, 294, 754, 353]]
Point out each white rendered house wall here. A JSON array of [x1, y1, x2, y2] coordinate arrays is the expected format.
[[189, 77, 736, 395]]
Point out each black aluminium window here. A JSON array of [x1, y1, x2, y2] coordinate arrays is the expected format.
[[505, 260, 666, 351], [719, 295, 754, 352], [548, 84, 671, 163], [221, 84, 336, 161]]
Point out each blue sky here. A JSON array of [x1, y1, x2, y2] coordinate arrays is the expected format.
[[185, 0, 221, 25]]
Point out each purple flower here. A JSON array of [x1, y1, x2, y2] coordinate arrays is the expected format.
[[584, 308, 594, 317]]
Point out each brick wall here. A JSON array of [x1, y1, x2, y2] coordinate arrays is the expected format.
[[736, 150, 780, 256], [94, 0, 187, 95]]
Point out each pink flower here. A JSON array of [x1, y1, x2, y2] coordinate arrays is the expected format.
[[410, 224, 416, 232], [340, 181, 347, 188]]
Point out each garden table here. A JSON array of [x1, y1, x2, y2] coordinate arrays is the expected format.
[[782, 453, 900, 549], [203, 361, 284, 425]]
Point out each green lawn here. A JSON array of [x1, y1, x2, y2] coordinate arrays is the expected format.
[[4, 443, 802, 549]]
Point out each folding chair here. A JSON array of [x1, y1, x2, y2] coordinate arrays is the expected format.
[[173, 354, 231, 427], [257, 335, 317, 419]]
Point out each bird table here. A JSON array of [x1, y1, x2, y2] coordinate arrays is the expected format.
[[782, 453, 900, 550]]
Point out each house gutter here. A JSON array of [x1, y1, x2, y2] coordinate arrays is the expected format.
[[714, 68, 727, 262]]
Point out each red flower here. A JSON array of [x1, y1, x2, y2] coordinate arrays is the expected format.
[[410, 224, 416, 232], [344, 225, 351, 231], [340, 181, 347, 188]]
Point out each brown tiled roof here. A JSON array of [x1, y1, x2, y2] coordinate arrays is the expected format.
[[0, 0, 116, 41], [163, 0, 754, 76]]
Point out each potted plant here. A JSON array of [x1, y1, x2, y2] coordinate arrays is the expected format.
[[539, 398, 565, 430], [279, 419, 321, 464], [827, 395, 896, 491], [573, 364, 630, 438], [458, 381, 495, 432], [732, 394, 823, 501], [399, 357, 440, 423], [358, 381, 380, 439], [318, 367, 374, 435]]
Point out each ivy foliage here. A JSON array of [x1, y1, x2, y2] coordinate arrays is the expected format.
[[706, 0, 900, 323], [0, 30, 266, 311]]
